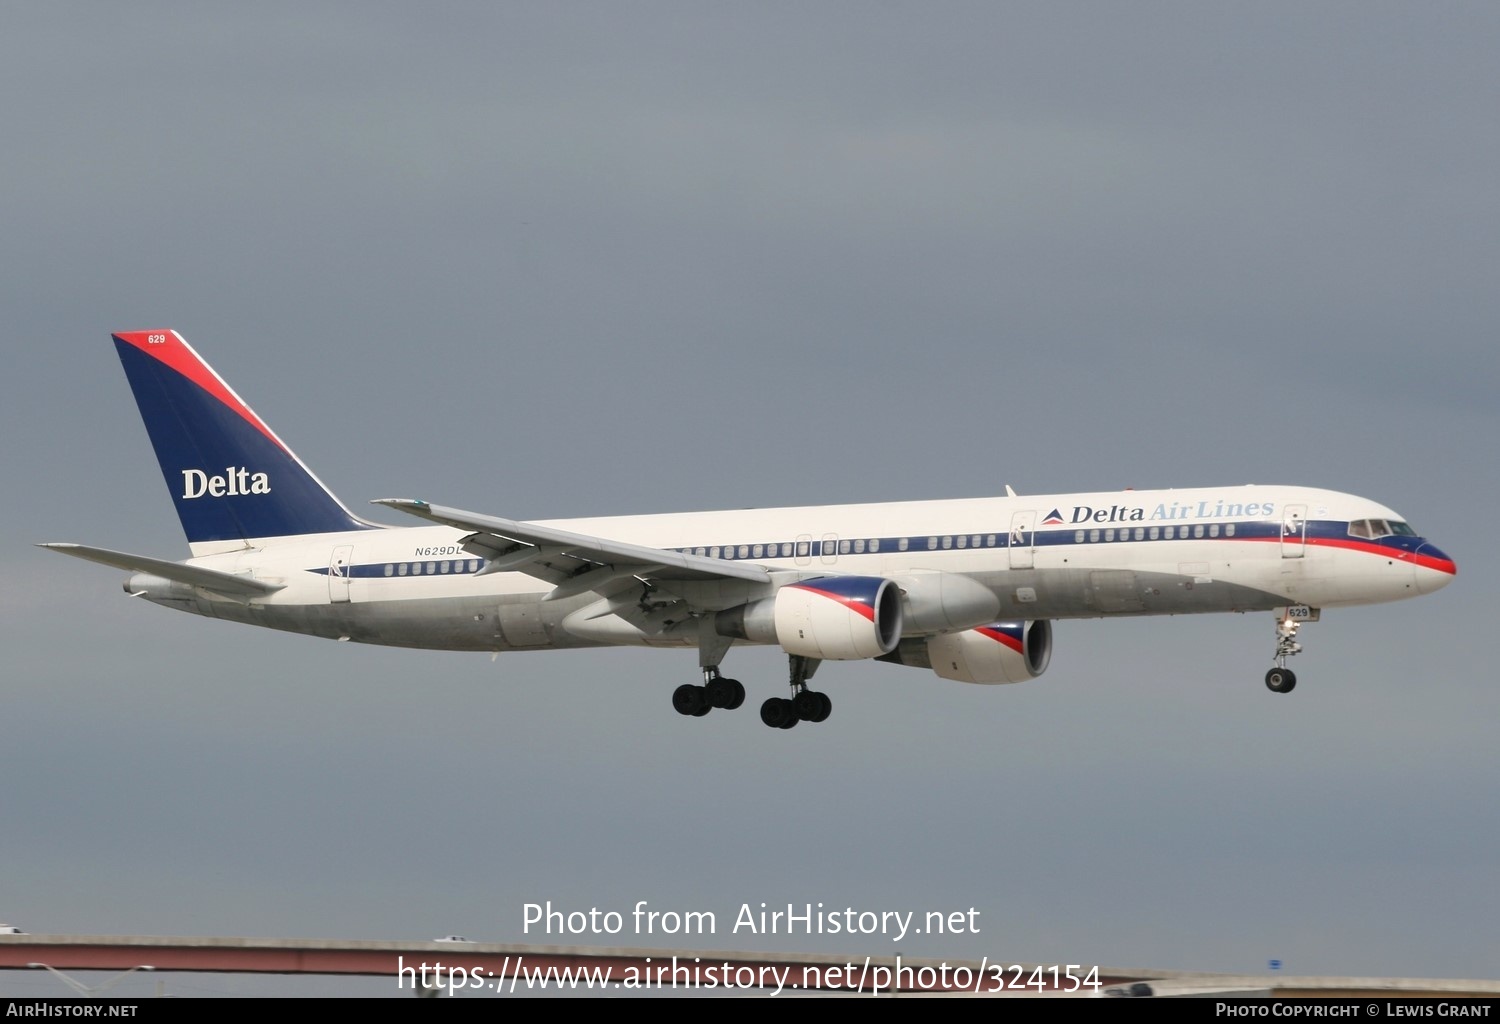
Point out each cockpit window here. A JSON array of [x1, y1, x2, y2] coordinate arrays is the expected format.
[[1349, 518, 1415, 540]]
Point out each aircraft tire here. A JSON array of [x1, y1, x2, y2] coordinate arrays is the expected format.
[[706, 676, 745, 710], [1264, 668, 1297, 694], [760, 697, 795, 729], [792, 689, 822, 721], [673, 683, 708, 716]]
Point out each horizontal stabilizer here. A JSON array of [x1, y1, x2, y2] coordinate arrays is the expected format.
[[39, 543, 285, 597]]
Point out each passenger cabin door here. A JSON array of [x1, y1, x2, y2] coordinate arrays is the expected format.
[[1009, 511, 1037, 569], [1280, 505, 1307, 559], [329, 545, 354, 602]]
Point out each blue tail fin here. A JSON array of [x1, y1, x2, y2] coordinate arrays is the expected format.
[[113, 331, 375, 547]]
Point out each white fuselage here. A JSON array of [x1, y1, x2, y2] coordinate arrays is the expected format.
[[141, 484, 1450, 653]]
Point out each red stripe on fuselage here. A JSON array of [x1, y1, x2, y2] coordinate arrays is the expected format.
[[114, 331, 286, 452], [1240, 534, 1457, 574]]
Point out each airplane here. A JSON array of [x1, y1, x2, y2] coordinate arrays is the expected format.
[[42, 331, 1457, 728]]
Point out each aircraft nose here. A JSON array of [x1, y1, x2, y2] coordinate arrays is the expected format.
[[1414, 543, 1457, 594]]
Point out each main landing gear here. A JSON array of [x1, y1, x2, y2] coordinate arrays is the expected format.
[[1265, 614, 1303, 694], [670, 653, 833, 729], [672, 669, 745, 717], [759, 654, 831, 730]]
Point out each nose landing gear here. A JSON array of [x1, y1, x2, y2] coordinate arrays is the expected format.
[[1265, 613, 1303, 693]]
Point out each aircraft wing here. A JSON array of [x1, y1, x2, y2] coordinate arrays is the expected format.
[[372, 499, 771, 598], [39, 543, 285, 597]]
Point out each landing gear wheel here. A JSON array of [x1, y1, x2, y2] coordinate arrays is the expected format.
[[811, 691, 832, 722], [705, 676, 746, 710], [673, 683, 708, 716], [1265, 668, 1297, 693], [791, 689, 822, 721], [724, 678, 745, 710], [760, 696, 797, 729]]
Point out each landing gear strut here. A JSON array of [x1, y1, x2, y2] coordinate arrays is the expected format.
[[760, 654, 831, 729], [672, 625, 744, 718], [1265, 614, 1302, 693]]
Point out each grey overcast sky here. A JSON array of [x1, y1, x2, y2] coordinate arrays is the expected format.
[[2, 1, 1496, 998]]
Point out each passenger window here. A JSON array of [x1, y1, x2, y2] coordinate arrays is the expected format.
[[927, 537, 938, 550], [987, 534, 997, 547], [942, 536, 953, 549], [1208, 525, 1219, 538], [870, 538, 880, 553], [398, 563, 408, 576], [1149, 527, 1159, 540], [753, 544, 764, 559], [738, 545, 749, 558], [441, 560, 451, 573], [796, 541, 809, 558], [710, 547, 721, 558], [1224, 524, 1235, 537], [956, 535, 967, 548], [1165, 526, 1175, 539], [1075, 530, 1086, 543], [839, 540, 851, 555], [854, 539, 865, 553], [1134, 527, 1145, 541], [1105, 528, 1115, 542], [898, 538, 909, 551], [1192, 526, 1203, 539], [1089, 529, 1100, 543], [384, 564, 394, 577]]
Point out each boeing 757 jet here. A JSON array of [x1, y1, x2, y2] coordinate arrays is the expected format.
[[43, 331, 1457, 728]]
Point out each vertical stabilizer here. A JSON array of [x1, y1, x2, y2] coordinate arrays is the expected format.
[[112, 331, 375, 548]]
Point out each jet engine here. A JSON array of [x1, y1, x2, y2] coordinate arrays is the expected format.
[[880, 620, 1053, 684], [716, 576, 904, 660]]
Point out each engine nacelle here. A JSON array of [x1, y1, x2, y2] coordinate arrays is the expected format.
[[927, 620, 1052, 684], [716, 576, 904, 660], [880, 620, 1052, 684]]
